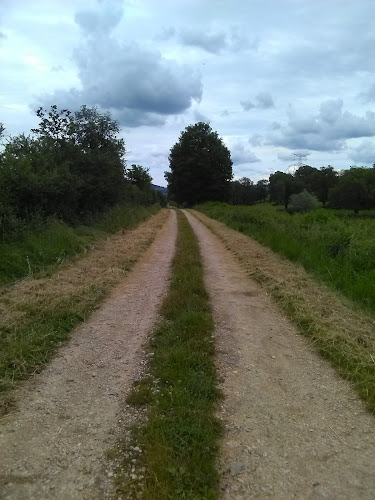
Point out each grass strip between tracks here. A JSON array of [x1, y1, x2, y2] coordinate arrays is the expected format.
[[119, 210, 221, 499]]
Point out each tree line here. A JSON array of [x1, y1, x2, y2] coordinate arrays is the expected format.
[[0, 106, 163, 237], [165, 121, 375, 213]]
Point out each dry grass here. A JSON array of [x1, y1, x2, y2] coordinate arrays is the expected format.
[[0, 210, 169, 411], [191, 210, 375, 411]]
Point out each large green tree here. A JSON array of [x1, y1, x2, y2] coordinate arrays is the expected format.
[[165, 122, 233, 205], [328, 166, 375, 213]]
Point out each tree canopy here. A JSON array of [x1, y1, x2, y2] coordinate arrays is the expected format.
[[0, 105, 159, 236], [165, 122, 233, 205]]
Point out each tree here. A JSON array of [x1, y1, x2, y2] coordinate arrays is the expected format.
[[311, 166, 338, 205], [269, 171, 304, 208], [295, 165, 319, 193], [126, 164, 152, 190], [31, 105, 126, 214], [255, 179, 268, 202], [230, 177, 257, 205], [328, 167, 375, 213], [165, 122, 232, 205]]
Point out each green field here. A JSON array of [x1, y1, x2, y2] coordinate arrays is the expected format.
[[196, 202, 375, 316]]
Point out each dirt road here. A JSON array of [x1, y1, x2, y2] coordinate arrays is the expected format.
[[1, 208, 375, 499], [0, 210, 177, 499], [184, 210, 375, 499]]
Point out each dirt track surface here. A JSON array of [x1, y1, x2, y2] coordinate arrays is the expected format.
[[0, 210, 177, 499], [184, 210, 375, 500]]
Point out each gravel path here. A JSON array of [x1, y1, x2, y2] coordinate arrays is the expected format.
[[184, 210, 375, 500], [0, 210, 177, 500]]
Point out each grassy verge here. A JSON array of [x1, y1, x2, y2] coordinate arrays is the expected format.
[[192, 210, 375, 412], [196, 202, 375, 316], [116, 210, 221, 499], [0, 208, 168, 415], [0, 204, 160, 286]]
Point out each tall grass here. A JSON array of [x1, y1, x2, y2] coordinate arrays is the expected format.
[[196, 202, 375, 315], [117, 211, 221, 499], [0, 204, 160, 286]]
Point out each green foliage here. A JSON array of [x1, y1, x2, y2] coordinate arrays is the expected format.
[[196, 202, 375, 315], [121, 211, 221, 499], [0, 105, 131, 234], [329, 166, 375, 213], [125, 164, 152, 190], [269, 171, 304, 208], [230, 177, 269, 205], [165, 122, 233, 206], [312, 166, 338, 205], [288, 189, 319, 214], [0, 204, 160, 286]]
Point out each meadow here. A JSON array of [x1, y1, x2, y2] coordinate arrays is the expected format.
[[196, 202, 375, 316]]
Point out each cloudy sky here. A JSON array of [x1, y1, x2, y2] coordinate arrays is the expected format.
[[1, 0, 374, 186]]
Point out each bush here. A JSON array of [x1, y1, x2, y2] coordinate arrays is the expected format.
[[288, 190, 319, 214]]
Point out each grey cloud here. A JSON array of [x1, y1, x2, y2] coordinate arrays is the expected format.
[[241, 92, 275, 111], [74, 3, 123, 36], [240, 100, 255, 111], [38, 5, 202, 127], [179, 29, 227, 54], [349, 140, 375, 165], [231, 143, 261, 165], [269, 100, 375, 151], [255, 92, 274, 109], [320, 99, 343, 124], [359, 83, 375, 103], [0, 32, 6, 40], [277, 152, 296, 161]]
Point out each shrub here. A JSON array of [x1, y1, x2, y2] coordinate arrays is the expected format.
[[288, 190, 319, 214]]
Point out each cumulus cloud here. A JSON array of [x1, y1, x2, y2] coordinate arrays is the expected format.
[[269, 99, 375, 151], [179, 29, 227, 54], [159, 24, 257, 54], [349, 140, 375, 165], [37, 4, 202, 127], [74, 2, 123, 36], [255, 92, 274, 109], [241, 92, 274, 111], [230, 143, 261, 165], [277, 152, 297, 161]]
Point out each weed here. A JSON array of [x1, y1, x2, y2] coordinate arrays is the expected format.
[[118, 210, 221, 499]]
